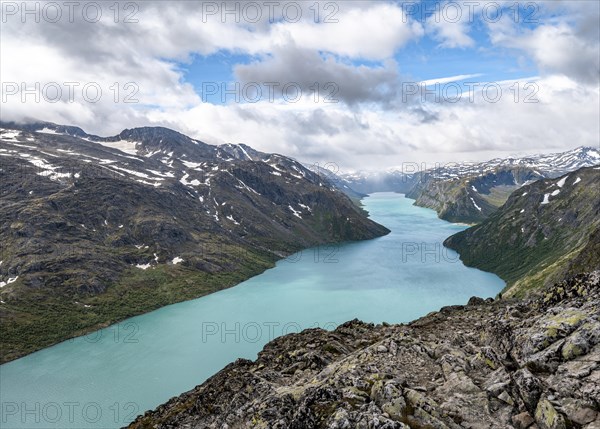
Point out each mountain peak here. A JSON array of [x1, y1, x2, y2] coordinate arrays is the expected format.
[[0, 120, 90, 138], [117, 126, 192, 141]]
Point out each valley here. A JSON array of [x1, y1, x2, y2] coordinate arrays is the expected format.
[[0, 193, 505, 429], [2, 3, 599, 428], [1, 124, 598, 429]]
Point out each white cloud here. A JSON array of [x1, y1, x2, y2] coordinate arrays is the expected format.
[[420, 74, 483, 86], [0, 0, 598, 171], [272, 3, 424, 60], [487, 2, 600, 85], [426, 1, 476, 48], [133, 75, 599, 170]]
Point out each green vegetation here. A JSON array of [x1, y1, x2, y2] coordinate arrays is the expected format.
[[0, 252, 273, 363], [479, 185, 516, 207], [444, 167, 600, 298], [408, 167, 545, 224]]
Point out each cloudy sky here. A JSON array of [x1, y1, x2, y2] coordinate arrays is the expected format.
[[1, 0, 599, 170]]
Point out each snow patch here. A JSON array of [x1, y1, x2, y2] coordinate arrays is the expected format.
[[26, 157, 71, 181], [182, 161, 203, 169], [573, 177, 582, 185], [36, 127, 61, 135], [469, 197, 482, 211], [147, 169, 175, 178], [0, 130, 21, 141], [232, 144, 252, 160], [144, 150, 161, 158], [226, 215, 240, 225], [135, 263, 152, 270], [236, 179, 260, 195], [172, 256, 183, 265], [288, 205, 302, 219], [180, 173, 201, 187], [111, 166, 159, 180], [95, 140, 139, 155], [556, 176, 568, 188], [0, 276, 18, 288], [541, 194, 550, 205]]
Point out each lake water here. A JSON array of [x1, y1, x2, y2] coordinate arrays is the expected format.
[[0, 193, 505, 428]]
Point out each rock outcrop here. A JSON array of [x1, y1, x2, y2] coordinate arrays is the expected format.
[[128, 271, 600, 429]]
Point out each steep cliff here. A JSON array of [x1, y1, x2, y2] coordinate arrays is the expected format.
[[444, 167, 600, 297]]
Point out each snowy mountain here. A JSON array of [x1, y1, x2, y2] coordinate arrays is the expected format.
[[0, 121, 388, 363], [445, 166, 600, 296], [338, 146, 600, 194], [335, 146, 600, 223]]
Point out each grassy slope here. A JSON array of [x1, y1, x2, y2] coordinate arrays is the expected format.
[[444, 167, 600, 298], [0, 249, 274, 363], [1, 204, 388, 363]]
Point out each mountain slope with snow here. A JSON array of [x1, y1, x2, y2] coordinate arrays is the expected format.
[[0, 122, 389, 363], [444, 166, 600, 296], [337, 147, 600, 223]]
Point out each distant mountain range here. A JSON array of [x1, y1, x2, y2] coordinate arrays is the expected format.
[[0, 122, 388, 362], [340, 146, 600, 189], [335, 146, 600, 223], [445, 166, 600, 297]]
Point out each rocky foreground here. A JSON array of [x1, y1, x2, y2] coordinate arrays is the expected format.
[[129, 272, 600, 429]]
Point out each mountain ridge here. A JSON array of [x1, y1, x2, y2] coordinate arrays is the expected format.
[[444, 166, 600, 297], [0, 122, 389, 363], [337, 146, 600, 224]]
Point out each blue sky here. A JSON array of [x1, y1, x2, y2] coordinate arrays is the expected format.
[[179, 0, 544, 105]]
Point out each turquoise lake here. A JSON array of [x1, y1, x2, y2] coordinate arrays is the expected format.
[[0, 193, 505, 428]]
